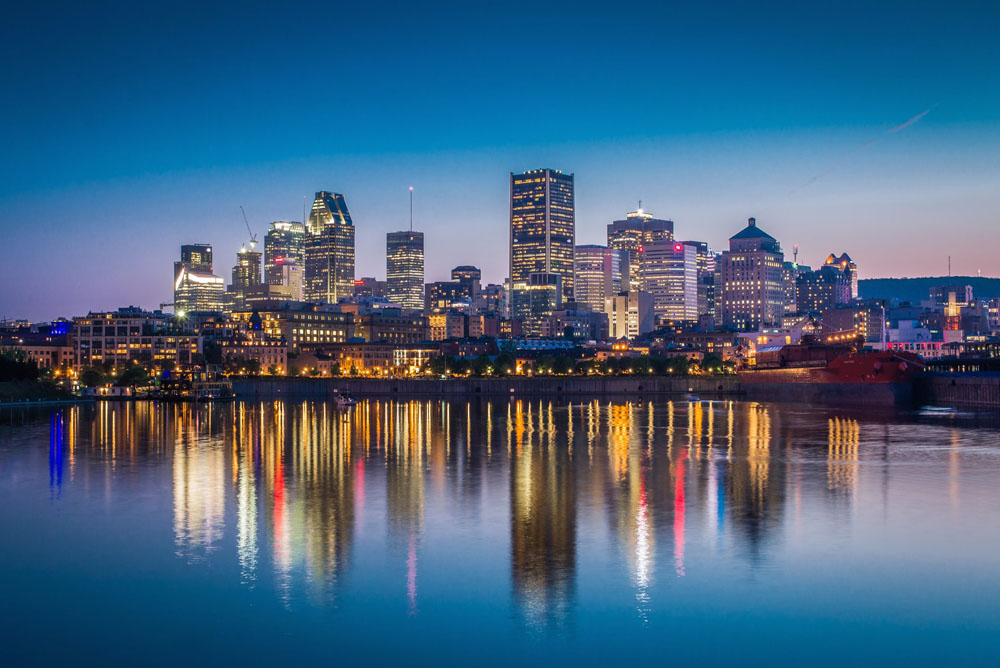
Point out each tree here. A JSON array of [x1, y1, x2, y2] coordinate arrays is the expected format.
[[287, 365, 300, 377], [493, 353, 515, 376], [535, 355, 556, 374], [0, 349, 39, 382], [449, 357, 470, 375], [79, 367, 104, 387], [552, 355, 574, 375], [426, 356, 448, 376], [267, 364, 280, 376], [472, 355, 492, 376], [632, 356, 652, 374], [702, 353, 724, 374], [116, 365, 149, 387]]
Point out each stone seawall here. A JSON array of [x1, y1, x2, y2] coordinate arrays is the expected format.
[[231, 376, 742, 399], [916, 373, 1000, 409]]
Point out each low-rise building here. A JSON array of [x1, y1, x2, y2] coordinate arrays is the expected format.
[[72, 307, 201, 370]]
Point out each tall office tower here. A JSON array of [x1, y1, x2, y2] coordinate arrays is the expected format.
[[509, 169, 575, 319], [386, 231, 425, 309], [795, 265, 852, 313], [823, 252, 858, 299], [681, 241, 715, 318], [717, 218, 786, 331], [264, 221, 305, 284], [231, 245, 262, 293], [173, 243, 223, 313], [304, 191, 355, 303], [640, 240, 699, 323], [510, 273, 563, 337], [606, 290, 654, 340], [607, 209, 674, 291], [573, 245, 628, 313]]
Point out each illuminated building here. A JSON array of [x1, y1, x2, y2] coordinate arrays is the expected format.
[[640, 240, 698, 323], [229, 303, 352, 353], [821, 301, 885, 344], [72, 307, 201, 370], [795, 265, 852, 314], [424, 280, 473, 314], [684, 241, 716, 319], [717, 218, 786, 331], [174, 267, 225, 313], [607, 209, 674, 291], [264, 221, 305, 300], [228, 244, 262, 311], [482, 283, 507, 317], [386, 231, 425, 310], [353, 311, 428, 344], [573, 245, 628, 313], [452, 265, 482, 308], [510, 273, 563, 338], [353, 276, 387, 299], [824, 252, 858, 299], [606, 290, 654, 340], [542, 308, 608, 340], [173, 243, 224, 313], [304, 191, 355, 304], [427, 312, 467, 341], [510, 169, 575, 318]]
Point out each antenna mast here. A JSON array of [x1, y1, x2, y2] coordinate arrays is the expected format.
[[409, 186, 414, 232]]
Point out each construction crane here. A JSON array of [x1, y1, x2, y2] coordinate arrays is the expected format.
[[240, 205, 258, 250]]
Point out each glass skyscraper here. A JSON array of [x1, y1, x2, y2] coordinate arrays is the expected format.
[[510, 169, 575, 304], [573, 244, 628, 314], [264, 221, 305, 284], [173, 243, 223, 313], [304, 192, 355, 304], [386, 230, 424, 310]]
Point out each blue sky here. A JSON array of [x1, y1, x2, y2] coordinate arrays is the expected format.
[[2, 1, 998, 320]]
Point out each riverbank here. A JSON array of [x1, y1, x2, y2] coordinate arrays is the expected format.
[[0, 380, 77, 405], [231, 375, 741, 398]]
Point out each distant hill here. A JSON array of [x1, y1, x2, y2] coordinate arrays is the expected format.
[[859, 276, 1000, 303]]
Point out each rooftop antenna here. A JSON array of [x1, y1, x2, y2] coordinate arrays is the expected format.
[[240, 205, 258, 250], [409, 186, 414, 232], [793, 243, 799, 264], [948, 255, 951, 277]]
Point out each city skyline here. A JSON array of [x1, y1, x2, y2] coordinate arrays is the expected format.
[[3, 2, 999, 321]]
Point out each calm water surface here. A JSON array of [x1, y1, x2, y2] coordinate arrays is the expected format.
[[1, 399, 998, 665]]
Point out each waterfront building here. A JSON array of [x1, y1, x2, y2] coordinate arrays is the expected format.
[[796, 265, 852, 314], [573, 245, 628, 314], [509, 169, 575, 318], [821, 302, 886, 344], [640, 240, 699, 324], [219, 330, 287, 373], [353, 276, 388, 299], [229, 303, 352, 353], [605, 290, 654, 340], [824, 252, 858, 299], [607, 209, 674, 291], [304, 191, 355, 303], [264, 222, 305, 289], [387, 231, 425, 310], [716, 218, 786, 331], [72, 307, 201, 370], [353, 310, 428, 344]]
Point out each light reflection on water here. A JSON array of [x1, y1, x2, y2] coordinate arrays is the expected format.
[[2, 398, 1000, 664]]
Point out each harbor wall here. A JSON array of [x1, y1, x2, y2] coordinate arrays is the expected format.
[[231, 376, 741, 399], [916, 373, 1000, 409]]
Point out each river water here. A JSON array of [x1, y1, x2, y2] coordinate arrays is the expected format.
[[1, 399, 998, 665]]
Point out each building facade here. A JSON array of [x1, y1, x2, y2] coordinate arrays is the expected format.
[[605, 291, 654, 340], [173, 244, 224, 314], [304, 191, 355, 304], [264, 221, 305, 300], [510, 169, 575, 316], [72, 308, 201, 370], [607, 210, 674, 292], [640, 240, 699, 323], [716, 218, 786, 331], [573, 245, 628, 314], [386, 230, 425, 310]]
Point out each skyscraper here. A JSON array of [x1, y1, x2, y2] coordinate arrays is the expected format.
[[386, 231, 425, 309], [510, 169, 575, 312], [304, 191, 355, 304], [173, 243, 223, 314], [717, 217, 786, 331], [607, 209, 674, 292], [640, 240, 699, 323], [573, 245, 628, 313], [264, 221, 305, 285]]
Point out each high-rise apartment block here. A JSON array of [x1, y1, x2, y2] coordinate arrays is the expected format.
[[304, 191, 355, 304]]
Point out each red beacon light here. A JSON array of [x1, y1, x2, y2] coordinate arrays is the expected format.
[[674, 243, 683, 251]]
